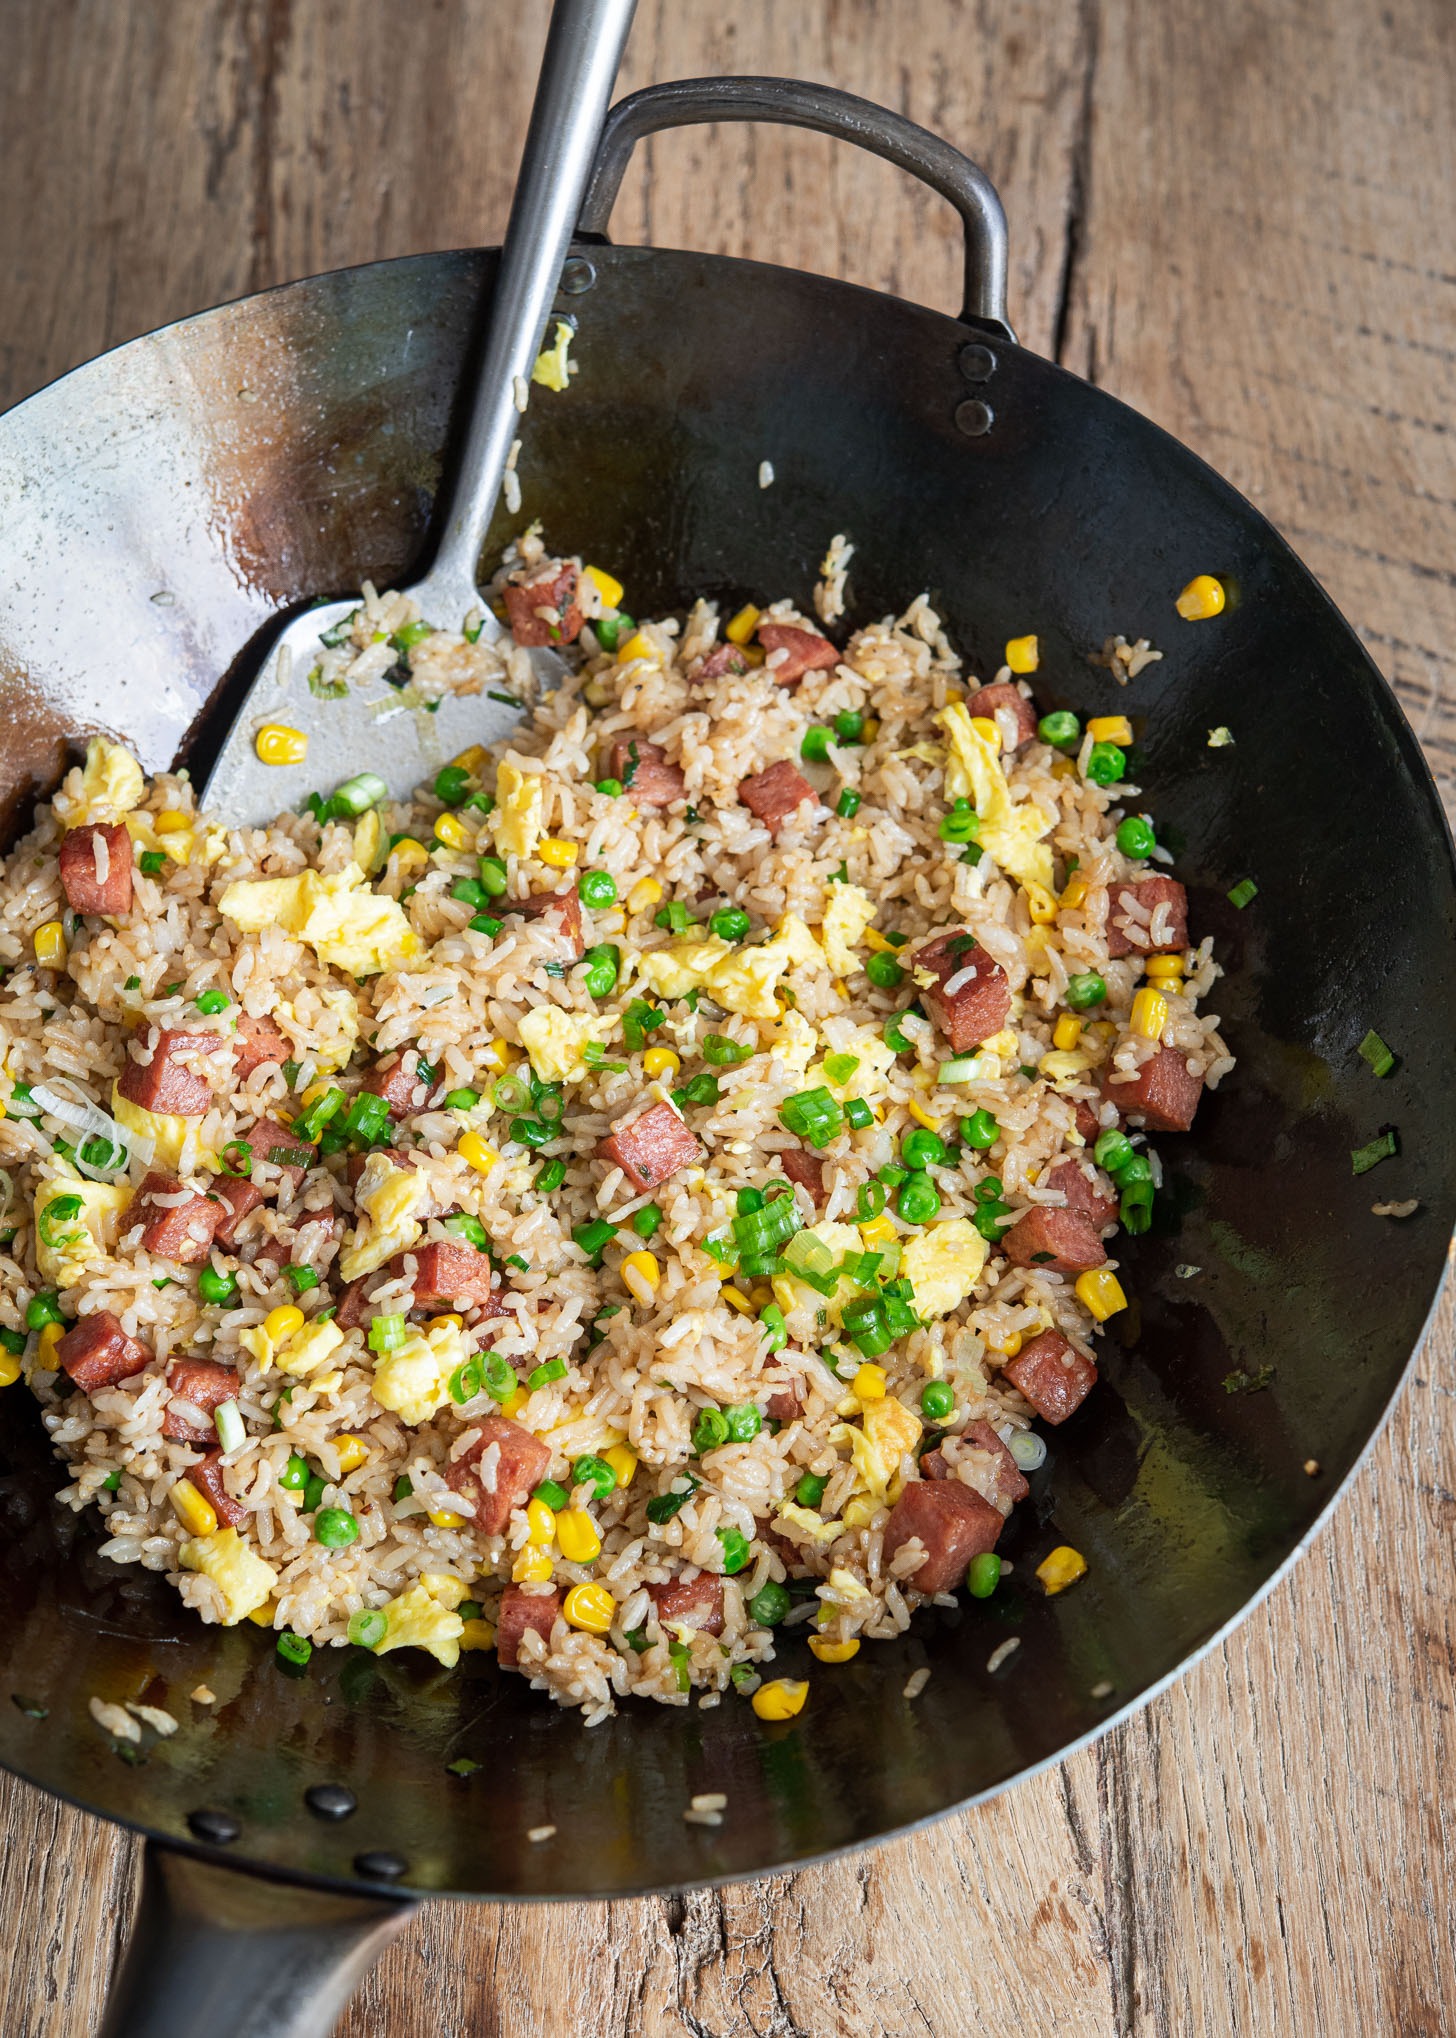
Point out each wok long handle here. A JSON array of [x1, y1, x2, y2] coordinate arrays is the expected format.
[[99, 1842, 417, 2038], [578, 76, 1014, 340], [414, 0, 637, 615]]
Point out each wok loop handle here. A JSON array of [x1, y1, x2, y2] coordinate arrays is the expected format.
[[577, 76, 1014, 340], [100, 1841, 417, 2038]]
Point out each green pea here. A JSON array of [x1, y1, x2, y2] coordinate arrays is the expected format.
[[1115, 815, 1156, 859], [921, 1380, 955, 1421], [443, 1087, 480, 1111], [1065, 972, 1107, 1010], [279, 1454, 310, 1492], [901, 1127, 947, 1170], [693, 1407, 730, 1453], [195, 988, 230, 1015], [1086, 742, 1127, 785], [724, 1402, 762, 1442], [749, 1581, 791, 1626], [632, 1202, 663, 1239], [961, 1109, 1000, 1150], [966, 1552, 1002, 1598], [897, 1174, 941, 1225], [834, 710, 864, 744], [1094, 1128, 1134, 1173], [25, 1292, 63, 1330], [198, 1264, 239, 1307], [572, 1454, 617, 1500], [795, 1471, 827, 1507], [938, 800, 980, 845], [866, 951, 905, 990], [476, 854, 509, 897], [579, 869, 618, 909], [800, 726, 832, 763], [314, 1508, 359, 1549], [973, 1202, 1012, 1242], [582, 942, 620, 999], [710, 907, 751, 942], [1037, 711, 1081, 749], [594, 777, 624, 797]]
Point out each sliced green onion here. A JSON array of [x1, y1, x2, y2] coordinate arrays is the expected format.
[[331, 772, 389, 816], [537, 1159, 567, 1193], [348, 1609, 388, 1649], [214, 1399, 246, 1453], [702, 1033, 753, 1066], [844, 1097, 873, 1130], [368, 1313, 407, 1354], [1227, 877, 1258, 909], [1351, 1130, 1398, 1175], [1358, 1029, 1395, 1077], [836, 788, 861, 819], [572, 1218, 616, 1261], [284, 1264, 319, 1295], [276, 1632, 312, 1667], [716, 1525, 752, 1573], [645, 1477, 700, 1524], [529, 1357, 568, 1390], [779, 1085, 844, 1149]]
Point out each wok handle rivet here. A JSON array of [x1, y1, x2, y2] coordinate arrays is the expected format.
[[560, 256, 598, 294], [186, 1808, 241, 1845], [959, 342, 997, 382], [354, 1849, 410, 1881], [305, 1782, 359, 1821], [955, 398, 995, 437]]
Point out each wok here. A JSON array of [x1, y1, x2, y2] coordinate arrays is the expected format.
[[0, 75, 1452, 2038]]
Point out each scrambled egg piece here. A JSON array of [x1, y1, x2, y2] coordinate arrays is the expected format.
[[218, 865, 420, 977], [810, 1027, 898, 1102], [771, 1220, 861, 1334], [939, 703, 1054, 891], [1038, 1048, 1097, 1089], [634, 935, 730, 1003], [635, 916, 842, 1022], [771, 913, 829, 974], [55, 737, 145, 829], [34, 1177, 131, 1285], [125, 811, 192, 866], [862, 1396, 922, 1491], [419, 1570, 469, 1609], [179, 1529, 278, 1625], [339, 1155, 428, 1281], [530, 319, 575, 391], [491, 761, 544, 860], [775, 1499, 843, 1544], [275, 1318, 345, 1378], [372, 1582, 465, 1667], [370, 1320, 470, 1427], [768, 1008, 818, 1074], [902, 1218, 989, 1320], [819, 884, 876, 974], [518, 1005, 600, 1083]]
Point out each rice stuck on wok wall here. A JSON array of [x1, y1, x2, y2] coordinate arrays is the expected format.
[[0, 537, 1232, 1722]]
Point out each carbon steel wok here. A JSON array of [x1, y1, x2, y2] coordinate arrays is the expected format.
[[0, 77, 1452, 2038]]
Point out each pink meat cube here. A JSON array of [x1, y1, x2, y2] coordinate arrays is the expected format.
[[607, 737, 686, 807], [232, 1013, 291, 1082], [209, 1176, 265, 1246], [956, 1419, 1032, 1513], [360, 1054, 436, 1115], [737, 760, 817, 834], [134, 1173, 223, 1264], [1003, 1329, 1098, 1425], [407, 1241, 499, 1313], [511, 883, 584, 958], [1046, 1158, 1118, 1229], [188, 1449, 248, 1529], [757, 622, 839, 684], [647, 1571, 725, 1636], [1101, 1045, 1204, 1133], [694, 642, 752, 681], [162, 1359, 241, 1443], [496, 1585, 564, 1668], [767, 1381, 804, 1425], [117, 1030, 222, 1115], [913, 933, 1011, 1052], [59, 823, 133, 916], [56, 1311, 152, 1394], [971, 682, 1037, 748], [1105, 877, 1188, 959], [445, 1416, 552, 1536], [778, 1147, 826, 1206], [502, 561, 583, 647], [1001, 1205, 1107, 1275], [882, 1478, 1004, 1594], [596, 1100, 703, 1194], [247, 1118, 308, 1194]]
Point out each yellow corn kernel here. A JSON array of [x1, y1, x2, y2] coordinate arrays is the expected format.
[[862, 928, 897, 954], [1060, 872, 1092, 910], [37, 1321, 64, 1369], [1157, 977, 1184, 1000], [720, 1284, 754, 1315], [984, 1326, 1023, 1358], [1143, 954, 1186, 979], [538, 837, 579, 869], [1053, 1014, 1083, 1052], [642, 1047, 680, 1080], [155, 809, 192, 835], [616, 630, 658, 666], [332, 1435, 369, 1474], [0, 1349, 21, 1389], [858, 1213, 897, 1249], [255, 723, 308, 767], [752, 1678, 808, 1722], [501, 1386, 529, 1419], [1050, 756, 1077, 780], [852, 1363, 887, 1402], [970, 716, 1001, 753], [512, 1545, 554, 1584], [450, 744, 489, 778], [1176, 573, 1225, 621], [808, 1635, 861, 1664], [556, 1508, 602, 1564], [433, 812, 471, 852], [725, 603, 760, 646], [170, 1479, 218, 1537], [427, 1508, 464, 1529], [563, 1581, 616, 1634], [1024, 880, 1059, 925], [1076, 1269, 1127, 1322], [263, 1305, 305, 1347], [860, 715, 880, 740], [620, 1251, 661, 1305], [479, 1037, 512, 1073], [603, 1442, 638, 1489], [426, 1314, 464, 1335], [460, 1617, 496, 1652], [907, 1099, 941, 1134], [626, 876, 663, 914], [1087, 715, 1133, 746], [1036, 1544, 1088, 1595], [388, 838, 430, 879], [247, 1599, 277, 1628], [1005, 634, 1039, 674], [33, 920, 66, 967], [458, 1130, 498, 1175], [525, 1497, 556, 1546], [583, 564, 624, 609], [1129, 987, 1168, 1041]]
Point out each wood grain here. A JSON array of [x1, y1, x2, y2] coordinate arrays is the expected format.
[[1, 2, 1452, 2032]]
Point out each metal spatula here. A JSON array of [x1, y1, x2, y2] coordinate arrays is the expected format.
[[202, 0, 636, 825]]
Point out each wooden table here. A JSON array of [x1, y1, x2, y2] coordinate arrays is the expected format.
[[3, 4, 1453, 2031]]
